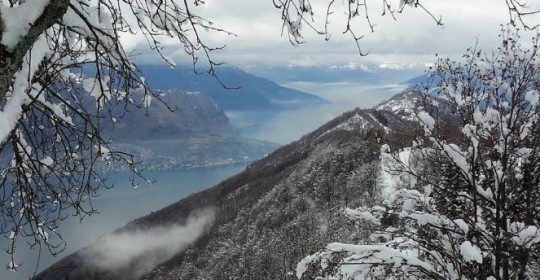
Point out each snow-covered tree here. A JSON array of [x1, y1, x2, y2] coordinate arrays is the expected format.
[[0, 0, 233, 269], [297, 28, 540, 279]]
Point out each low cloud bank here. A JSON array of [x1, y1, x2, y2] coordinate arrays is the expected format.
[[82, 208, 215, 278]]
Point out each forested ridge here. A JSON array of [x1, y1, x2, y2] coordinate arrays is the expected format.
[[35, 91, 444, 279]]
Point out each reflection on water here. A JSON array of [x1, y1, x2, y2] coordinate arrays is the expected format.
[[1, 165, 245, 280]]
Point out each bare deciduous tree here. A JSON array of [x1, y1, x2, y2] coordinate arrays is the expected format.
[[0, 0, 232, 269], [275, 0, 540, 55]]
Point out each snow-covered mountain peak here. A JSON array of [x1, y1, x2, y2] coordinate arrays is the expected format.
[[375, 91, 456, 122], [375, 91, 427, 120], [320, 111, 374, 137]]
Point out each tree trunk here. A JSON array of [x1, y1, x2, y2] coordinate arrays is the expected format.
[[0, 0, 70, 100]]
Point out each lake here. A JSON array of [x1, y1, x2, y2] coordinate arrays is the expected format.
[[1, 165, 245, 280], [228, 82, 407, 144]]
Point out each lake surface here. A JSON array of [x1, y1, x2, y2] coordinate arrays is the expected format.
[[2, 165, 245, 280], [229, 82, 407, 144]]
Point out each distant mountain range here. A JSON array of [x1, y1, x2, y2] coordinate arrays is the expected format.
[[138, 65, 327, 111], [35, 90, 457, 279], [98, 65, 339, 170], [246, 65, 424, 84]]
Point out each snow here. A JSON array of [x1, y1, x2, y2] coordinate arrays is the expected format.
[[379, 147, 417, 199], [297, 33, 540, 280], [96, 144, 111, 160], [378, 153, 398, 199], [83, 78, 111, 108], [327, 113, 371, 135], [460, 241, 482, 264], [442, 144, 468, 174], [417, 111, 435, 130], [62, 1, 116, 51], [377, 147, 417, 199], [7, 261, 19, 272], [399, 0, 415, 9], [296, 252, 318, 278], [40, 156, 54, 167], [525, 90, 539, 107], [143, 94, 152, 108], [440, 143, 496, 201], [299, 0, 312, 14], [0, 34, 51, 145], [326, 242, 437, 275], [0, 0, 51, 50], [345, 208, 381, 225], [408, 212, 443, 226], [37, 225, 49, 242], [510, 223, 540, 248], [453, 219, 469, 234], [376, 91, 428, 121]]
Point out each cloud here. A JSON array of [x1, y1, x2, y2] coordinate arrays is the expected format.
[[123, 0, 523, 69], [81, 208, 215, 278]]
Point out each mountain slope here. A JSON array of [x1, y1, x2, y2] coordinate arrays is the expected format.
[[35, 90, 446, 279], [108, 89, 229, 140], [102, 88, 277, 170], [138, 65, 328, 111]]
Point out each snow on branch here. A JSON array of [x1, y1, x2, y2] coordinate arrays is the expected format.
[[0, 0, 231, 266], [298, 27, 540, 280]]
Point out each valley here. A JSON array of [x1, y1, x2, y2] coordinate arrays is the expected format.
[[33, 75, 425, 279], [23, 65, 418, 280]]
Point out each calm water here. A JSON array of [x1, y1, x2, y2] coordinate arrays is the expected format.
[[2, 165, 245, 280], [229, 82, 407, 144]]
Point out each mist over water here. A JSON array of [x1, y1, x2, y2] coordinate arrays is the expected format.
[[1, 166, 244, 280], [82, 208, 215, 279]]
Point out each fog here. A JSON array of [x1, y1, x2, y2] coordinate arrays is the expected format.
[[82, 209, 215, 278], [0, 166, 243, 280]]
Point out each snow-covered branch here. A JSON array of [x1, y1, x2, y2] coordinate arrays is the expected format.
[[297, 27, 540, 280], [0, 0, 230, 268]]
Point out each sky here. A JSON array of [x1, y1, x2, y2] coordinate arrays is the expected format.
[[125, 0, 540, 71]]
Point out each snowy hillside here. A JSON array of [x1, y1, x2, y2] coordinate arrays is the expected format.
[[35, 90, 451, 279]]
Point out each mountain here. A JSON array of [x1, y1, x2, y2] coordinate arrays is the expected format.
[[246, 65, 424, 85], [34, 90, 451, 279], [138, 65, 328, 111], [103, 89, 278, 170], [401, 72, 450, 92], [108, 89, 229, 140], [375, 90, 458, 123]]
